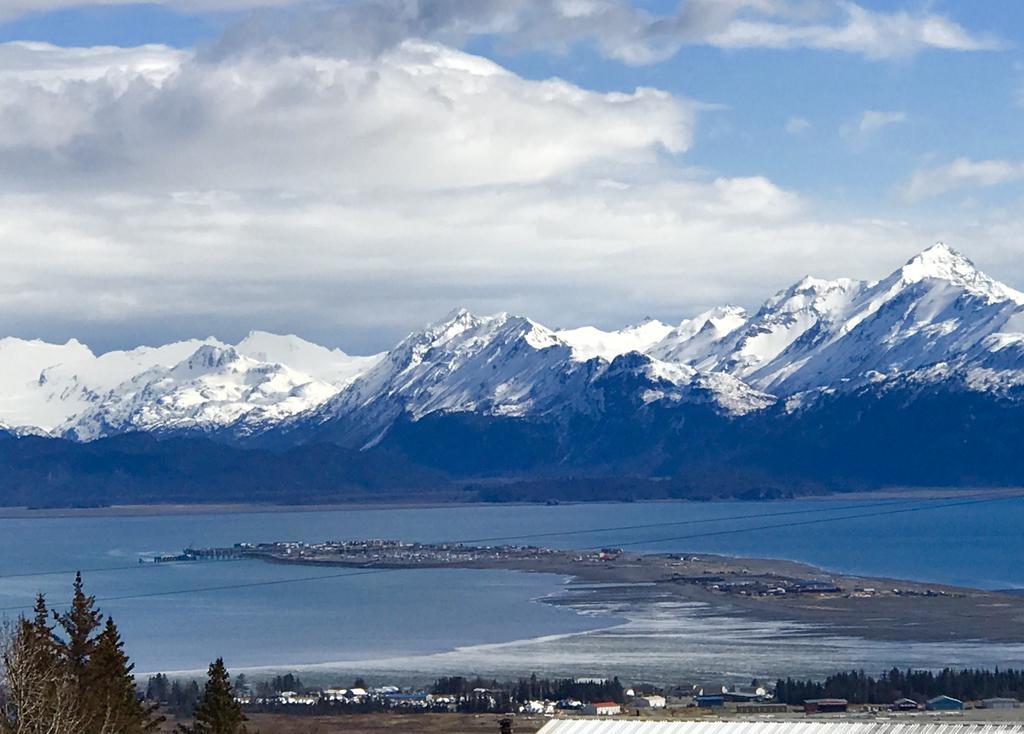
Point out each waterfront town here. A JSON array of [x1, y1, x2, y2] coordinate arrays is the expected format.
[[171, 670, 1024, 734], [153, 539, 966, 603], [225, 679, 1020, 718], [140, 539, 1024, 731]]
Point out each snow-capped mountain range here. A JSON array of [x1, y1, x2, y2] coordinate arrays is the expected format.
[[4, 243, 1024, 447]]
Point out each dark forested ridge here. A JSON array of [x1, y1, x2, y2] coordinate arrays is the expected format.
[[0, 433, 451, 508], [3, 378, 1024, 509]]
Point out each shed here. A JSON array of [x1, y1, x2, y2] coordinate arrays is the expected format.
[[926, 696, 963, 711], [736, 703, 790, 714], [804, 698, 849, 714], [892, 698, 919, 711], [982, 698, 1019, 710], [634, 695, 667, 709], [696, 684, 725, 697], [695, 695, 724, 708]]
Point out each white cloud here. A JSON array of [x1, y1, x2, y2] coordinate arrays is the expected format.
[[784, 115, 810, 134], [856, 109, 906, 134], [50, 0, 988, 65], [0, 0, 1001, 64], [0, 4, 1011, 353], [0, 40, 692, 191], [839, 109, 906, 146], [0, 0, 296, 18], [705, 2, 999, 59], [0, 170, 928, 353], [0, 37, 927, 353], [901, 157, 1024, 201]]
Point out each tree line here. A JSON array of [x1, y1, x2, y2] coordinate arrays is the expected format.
[[776, 667, 1024, 705], [0, 574, 248, 734], [433, 673, 626, 705]]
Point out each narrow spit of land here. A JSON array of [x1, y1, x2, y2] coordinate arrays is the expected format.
[[165, 540, 1024, 644]]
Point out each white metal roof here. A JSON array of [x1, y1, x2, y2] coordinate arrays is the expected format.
[[536, 721, 1024, 734]]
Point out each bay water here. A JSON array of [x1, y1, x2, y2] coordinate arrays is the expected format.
[[1, 497, 1022, 683]]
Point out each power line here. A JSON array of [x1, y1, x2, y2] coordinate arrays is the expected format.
[[604, 490, 1024, 549], [2, 488, 1022, 613], [0, 489, 1012, 582], [449, 491, 1020, 545], [0, 497, 919, 581]]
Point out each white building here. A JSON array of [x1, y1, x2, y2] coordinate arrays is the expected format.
[[634, 695, 667, 709], [277, 691, 317, 705], [983, 699, 1019, 709]]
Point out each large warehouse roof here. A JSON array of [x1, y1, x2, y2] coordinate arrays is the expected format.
[[536, 722, 1024, 734]]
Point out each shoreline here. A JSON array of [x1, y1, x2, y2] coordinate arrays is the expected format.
[[3, 486, 1021, 519], [139, 563, 1024, 685], [238, 543, 1024, 646]]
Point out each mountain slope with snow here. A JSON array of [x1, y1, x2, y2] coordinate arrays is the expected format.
[[0, 336, 226, 431], [3, 243, 1024, 449], [649, 243, 1024, 398], [235, 331, 382, 387], [299, 308, 776, 448], [304, 309, 594, 446], [62, 345, 339, 441], [556, 319, 673, 361], [0, 332, 379, 438], [649, 305, 748, 364], [776, 244, 1024, 395]]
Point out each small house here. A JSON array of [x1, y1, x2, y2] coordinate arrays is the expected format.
[[892, 698, 919, 711], [925, 696, 963, 711], [583, 701, 622, 716]]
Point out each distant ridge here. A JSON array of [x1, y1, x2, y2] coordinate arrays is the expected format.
[[4, 243, 1024, 506]]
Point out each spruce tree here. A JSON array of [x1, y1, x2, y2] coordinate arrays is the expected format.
[[179, 659, 248, 734], [55, 572, 102, 682], [85, 617, 163, 734], [28, 594, 58, 664]]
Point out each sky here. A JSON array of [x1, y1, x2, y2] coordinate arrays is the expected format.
[[0, 0, 1022, 354]]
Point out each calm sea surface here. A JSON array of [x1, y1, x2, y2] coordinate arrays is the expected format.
[[1, 497, 1022, 681]]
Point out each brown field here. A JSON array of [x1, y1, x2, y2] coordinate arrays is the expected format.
[[161, 712, 546, 733], [159, 706, 1024, 732]]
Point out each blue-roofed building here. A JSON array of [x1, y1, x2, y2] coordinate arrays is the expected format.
[[926, 695, 963, 711], [695, 695, 724, 708]]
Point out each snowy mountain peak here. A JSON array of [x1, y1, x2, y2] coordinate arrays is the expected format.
[[5, 242, 1024, 445], [61, 343, 339, 441], [235, 330, 381, 387], [767, 275, 865, 310], [678, 305, 747, 338], [647, 306, 747, 364], [178, 344, 240, 372], [420, 307, 486, 346], [896, 242, 1024, 304], [556, 318, 672, 361]]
